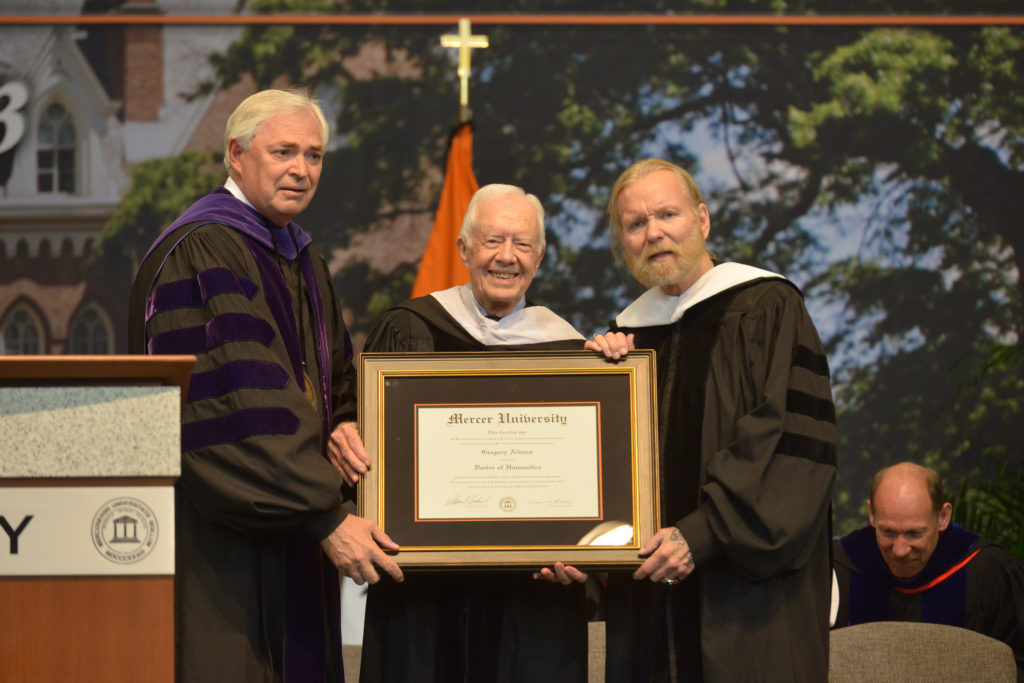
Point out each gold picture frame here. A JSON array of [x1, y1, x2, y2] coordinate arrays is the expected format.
[[358, 349, 659, 569]]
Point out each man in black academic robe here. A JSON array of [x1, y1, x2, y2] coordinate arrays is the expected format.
[[588, 159, 837, 681], [130, 89, 402, 682], [358, 184, 589, 683], [832, 461, 1024, 680]]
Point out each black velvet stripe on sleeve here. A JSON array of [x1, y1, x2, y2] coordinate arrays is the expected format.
[[775, 431, 838, 466], [792, 343, 830, 376], [785, 388, 837, 423]]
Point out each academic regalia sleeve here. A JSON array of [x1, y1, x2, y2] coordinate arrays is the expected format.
[[676, 282, 837, 580], [967, 545, 1024, 680], [142, 225, 348, 540]]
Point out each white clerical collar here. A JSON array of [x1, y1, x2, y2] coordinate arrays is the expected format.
[[615, 262, 785, 328], [225, 177, 256, 210], [431, 284, 584, 345]]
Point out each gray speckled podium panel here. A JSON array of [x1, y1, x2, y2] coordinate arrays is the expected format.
[[0, 386, 180, 478]]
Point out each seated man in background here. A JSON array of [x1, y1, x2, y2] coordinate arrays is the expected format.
[[358, 183, 589, 683], [833, 461, 1024, 679]]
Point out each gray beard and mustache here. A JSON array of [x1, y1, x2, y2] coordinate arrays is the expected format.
[[624, 229, 708, 290]]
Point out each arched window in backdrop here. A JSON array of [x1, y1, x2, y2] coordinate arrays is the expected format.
[[1, 302, 47, 354], [36, 102, 75, 194], [66, 302, 114, 354]]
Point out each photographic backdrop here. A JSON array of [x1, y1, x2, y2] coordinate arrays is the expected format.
[[2, 0, 1022, 542]]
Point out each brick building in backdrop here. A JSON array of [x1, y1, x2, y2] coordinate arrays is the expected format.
[[1, 1, 445, 356], [0, 0, 246, 354]]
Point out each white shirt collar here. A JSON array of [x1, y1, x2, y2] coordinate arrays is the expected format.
[[224, 176, 255, 210]]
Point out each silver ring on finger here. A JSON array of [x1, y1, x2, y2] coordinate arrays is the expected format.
[[663, 577, 677, 585]]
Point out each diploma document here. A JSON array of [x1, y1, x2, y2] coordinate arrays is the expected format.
[[416, 404, 601, 520]]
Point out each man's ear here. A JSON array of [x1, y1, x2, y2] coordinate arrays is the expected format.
[[456, 236, 470, 268], [227, 138, 244, 176], [937, 501, 953, 532], [698, 203, 711, 240], [867, 499, 876, 527]]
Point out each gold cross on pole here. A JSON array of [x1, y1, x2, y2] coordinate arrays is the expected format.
[[440, 17, 488, 117]]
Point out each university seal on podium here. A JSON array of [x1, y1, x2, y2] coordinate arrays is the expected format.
[[91, 497, 160, 564]]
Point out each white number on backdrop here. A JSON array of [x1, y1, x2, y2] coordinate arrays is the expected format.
[[0, 81, 30, 155]]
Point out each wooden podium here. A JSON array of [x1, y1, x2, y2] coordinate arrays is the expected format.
[[0, 355, 194, 682]]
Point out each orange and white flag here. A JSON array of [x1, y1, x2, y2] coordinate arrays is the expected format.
[[411, 122, 479, 298]]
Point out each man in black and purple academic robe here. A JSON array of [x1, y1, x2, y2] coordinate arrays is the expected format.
[[832, 461, 1024, 680], [358, 184, 590, 683], [129, 88, 402, 683]]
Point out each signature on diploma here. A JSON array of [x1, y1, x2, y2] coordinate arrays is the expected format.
[[530, 498, 574, 508], [445, 493, 493, 506]]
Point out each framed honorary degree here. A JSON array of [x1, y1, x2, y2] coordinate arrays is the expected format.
[[357, 350, 660, 569]]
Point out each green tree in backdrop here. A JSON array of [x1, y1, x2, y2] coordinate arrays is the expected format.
[[99, 0, 1024, 541], [96, 150, 223, 274]]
